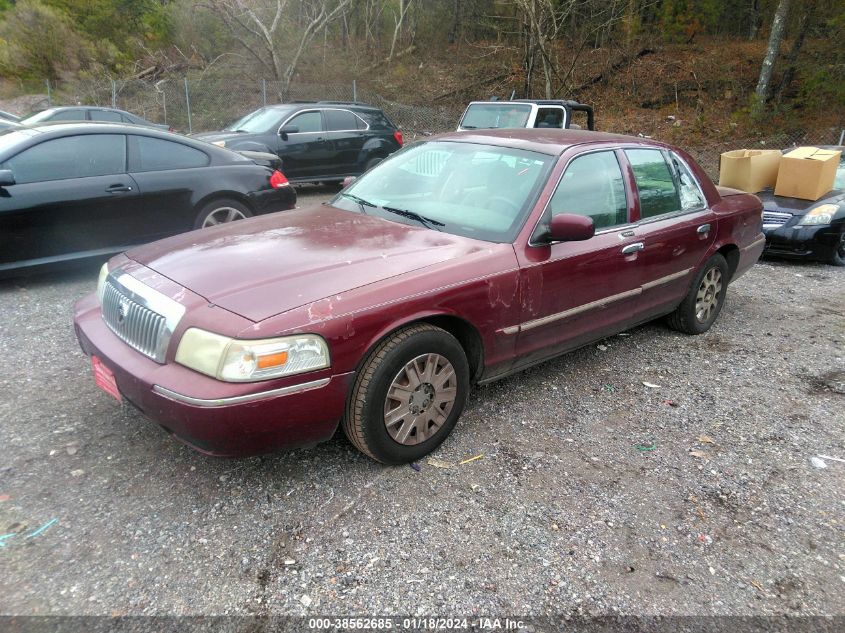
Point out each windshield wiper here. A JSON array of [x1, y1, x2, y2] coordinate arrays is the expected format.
[[381, 206, 444, 231], [461, 124, 477, 129], [340, 192, 377, 214]]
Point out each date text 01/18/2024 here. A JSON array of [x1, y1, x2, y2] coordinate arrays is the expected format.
[[307, 617, 526, 630]]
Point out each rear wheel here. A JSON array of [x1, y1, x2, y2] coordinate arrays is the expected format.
[[667, 253, 729, 335], [830, 229, 845, 266], [194, 199, 252, 229], [343, 324, 469, 464], [364, 156, 383, 172]]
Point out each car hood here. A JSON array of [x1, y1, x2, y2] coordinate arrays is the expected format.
[[756, 188, 845, 216], [126, 205, 489, 322]]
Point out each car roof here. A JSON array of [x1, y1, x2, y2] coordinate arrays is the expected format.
[[264, 101, 382, 112], [431, 128, 662, 155], [2, 122, 226, 154]]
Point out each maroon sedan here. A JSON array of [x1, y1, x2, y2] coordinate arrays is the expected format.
[[74, 129, 765, 464]]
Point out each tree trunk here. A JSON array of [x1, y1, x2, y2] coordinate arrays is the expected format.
[[754, 0, 791, 112], [775, 0, 815, 102], [748, 0, 760, 40]]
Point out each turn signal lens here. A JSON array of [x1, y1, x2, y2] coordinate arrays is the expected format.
[[257, 351, 288, 369], [270, 170, 289, 188]]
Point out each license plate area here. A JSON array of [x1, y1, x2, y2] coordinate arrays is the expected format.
[[92, 355, 122, 403]]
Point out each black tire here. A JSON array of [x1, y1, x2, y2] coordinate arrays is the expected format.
[[364, 156, 383, 172], [829, 229, 845, 266], [193, 198, 252, 230], [667, 253, 730, 335], [343, 324, 470, 464]]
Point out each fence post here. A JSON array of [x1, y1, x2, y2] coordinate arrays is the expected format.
[[111, 79, 116, 108], [352, 79, 357, 102], [162, 91, 167, 126], [45, 79, 52, 106], [839, 129, 844, 146], [262, 79, 267, 107], [184, 78, 192, 134]]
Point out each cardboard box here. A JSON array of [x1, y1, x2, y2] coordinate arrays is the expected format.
[[718, 149, 782, 193], [774, 146, 842, 201]]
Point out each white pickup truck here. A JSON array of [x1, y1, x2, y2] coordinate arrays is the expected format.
[[457, 99, 595, 132]]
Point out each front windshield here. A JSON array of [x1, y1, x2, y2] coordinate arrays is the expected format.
[[835, 157, 845, 189], [331, 140, 553, 243], [224, 107, 292, 133], [460, 103, 532, 129]]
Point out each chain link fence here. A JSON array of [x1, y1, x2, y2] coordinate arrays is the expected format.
[[38, 74, 844, 180]]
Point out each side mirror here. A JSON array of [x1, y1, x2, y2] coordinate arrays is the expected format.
[[341, 176, 356, 188], [279, 125, 299, 141], [0, 169, 15, 187], [545, 213, 594, 242]]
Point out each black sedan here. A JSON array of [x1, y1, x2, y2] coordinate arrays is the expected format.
[[0, 123, 295, 276], [21, 106, 171, 132], [759, 147, 845, 266]]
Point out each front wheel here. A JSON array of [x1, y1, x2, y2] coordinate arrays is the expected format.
[[343, 324, 470, 464], [829, 229, 845, 266], [667, 253, 729, 335], [194, 198, 252, 230]]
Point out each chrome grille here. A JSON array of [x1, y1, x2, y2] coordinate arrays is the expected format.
[[100, 271, 185, 363], [763, 211, 792, 228]]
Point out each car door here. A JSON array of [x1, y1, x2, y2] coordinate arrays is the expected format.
[[276, 110, 333, 179], [126, 134, 212, 240], [623, 148, 716, 319], [0, 133, 137, 268], [511, 149, 644, 369], [324, 108, 367, 175]]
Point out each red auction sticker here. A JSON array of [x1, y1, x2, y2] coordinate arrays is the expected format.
[[92, 356, 121, 402]]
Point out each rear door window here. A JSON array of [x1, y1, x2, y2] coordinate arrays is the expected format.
[[625, 149, 682, 219], [534, 107, 564, 129], [2, 134, 126, 183], [131, 136, 209, 171], [324, 109, 360, 131], [90, 110, 123, 123]]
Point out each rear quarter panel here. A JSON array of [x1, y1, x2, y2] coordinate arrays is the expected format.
[[711, 188, 765, 280]]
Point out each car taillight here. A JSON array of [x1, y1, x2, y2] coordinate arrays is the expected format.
[[393, 130, 403, 146], [270, 170, 289, 188]]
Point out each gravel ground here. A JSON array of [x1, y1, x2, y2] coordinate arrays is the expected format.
[[1, 185, 844, 620]]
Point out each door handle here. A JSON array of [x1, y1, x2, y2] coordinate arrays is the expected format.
[[697, 223, 711, 234], [106, 184, 132, 194], [621, 242, 645, 255]]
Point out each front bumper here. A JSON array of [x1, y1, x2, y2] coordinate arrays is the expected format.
[[73, 292, 352, 457], [762, 223, 839, 262]]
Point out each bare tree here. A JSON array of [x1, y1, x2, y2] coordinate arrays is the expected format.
[[199, 0, 350, 98], [754, 0, 791, 114], [387, 0, 414, 62]]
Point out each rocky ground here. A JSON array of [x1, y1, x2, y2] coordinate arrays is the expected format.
[[1, 187, 843, 625]]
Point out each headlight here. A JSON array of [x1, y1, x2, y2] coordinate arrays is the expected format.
[[175, 328, 330, 382], [797, 204, 837, 226], [212, 140, 226, 147], [96, 263, 109, 303]]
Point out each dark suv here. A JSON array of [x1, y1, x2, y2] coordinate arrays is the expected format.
[[195, 102, 404, 184]]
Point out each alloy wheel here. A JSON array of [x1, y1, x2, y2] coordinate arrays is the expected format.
[[383, 353, 457, 446], [695, 267, 723, 323], [202, 206, 247, 228]]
